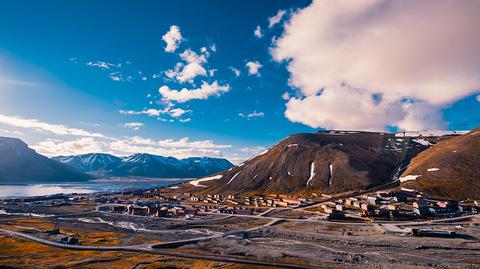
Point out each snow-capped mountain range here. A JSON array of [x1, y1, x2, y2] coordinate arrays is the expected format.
[[53, 153, 234, 178]]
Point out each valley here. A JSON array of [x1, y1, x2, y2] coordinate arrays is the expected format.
[[0, 129, 478, 268]]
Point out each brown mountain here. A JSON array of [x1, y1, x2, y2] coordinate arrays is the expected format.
[[197, 130, 447, 195], [400, 128, 480, 200]]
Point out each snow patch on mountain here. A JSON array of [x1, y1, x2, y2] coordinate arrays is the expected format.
[[190, 174, 223, 187], [227, 171, 241, 185], [399, 174, 421, 182], [306, 162, 315, 185], [412, 138, 432, 146]]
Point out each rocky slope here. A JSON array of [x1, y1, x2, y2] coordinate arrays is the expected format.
[[400, 128, 480, 200], [0, 137, 91, 182], [192, 130, 457, 195]]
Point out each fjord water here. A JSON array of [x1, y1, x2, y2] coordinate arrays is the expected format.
[[0, 179, 187, 198]]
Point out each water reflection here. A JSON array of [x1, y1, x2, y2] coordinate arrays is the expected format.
[[0, 179, 186, 198]]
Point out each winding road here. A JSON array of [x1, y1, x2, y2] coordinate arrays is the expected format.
[[0, 227, 319, 269]]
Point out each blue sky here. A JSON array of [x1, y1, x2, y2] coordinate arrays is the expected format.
[[0, 0, 479, 163]]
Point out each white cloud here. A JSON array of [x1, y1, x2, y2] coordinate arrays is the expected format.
[[238, 111, 265, 119], [229, 67, 241, 77], [109, 71, 132, 82], [122, 122, 144, 130], [254, 25, 263, 38], [179, 118, 191, 123], [169, 108, 189, 118], [268, 10, 286, 28], [162, 25, 183, 53], [159, 81, 230, 103], [245, 61, 262, 76], [0, 113, 104, 137], [247, 111, 264, 118], [281, 92, 290, 100], [119, 107, 190, 119], [32, 138, 105, 156], [32, 135, 232, 159], [149, 136, 230, 149], [86, 61, 119, 70], [165, 49, 209, 83], [108, 136, 231, 159], [272, 0, 480, 131], [477, 95, 480, 102], [0, 129, 23, 136], [240, 146, 267, 155]]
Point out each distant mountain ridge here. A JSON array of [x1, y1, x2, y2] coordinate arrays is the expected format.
[[0, 136, 91, 182], [53, 153, 234, 179], [52, 153, 121, 175]]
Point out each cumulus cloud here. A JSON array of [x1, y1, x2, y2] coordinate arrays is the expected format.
[[159, 81, 230, 103], [272, 0, 480, 131], [165, 49, 210, 83], [162, 25, 183, 53], [281, 92, 290, 100], [477, 95, 480, 102], [254, 25, 263, 38], [245, 61, 262, 76], [0, 113, 104, 137], [122, 122, 144, 130], [268, 10, 286, 28]]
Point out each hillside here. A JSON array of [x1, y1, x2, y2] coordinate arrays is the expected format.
[[0, 137, 91, 182], [400, 128, 480, 200], [193, 130, 446, 195]]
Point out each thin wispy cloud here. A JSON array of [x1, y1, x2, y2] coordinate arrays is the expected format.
[[119, 107, 190, 119], [254, 25, 263, 38], [268, 10, 286, 28], [0, 113, 104, 137], [239, 111, 264, 119], [122, 122, 144, 130], [229, 67, 241, 77]]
